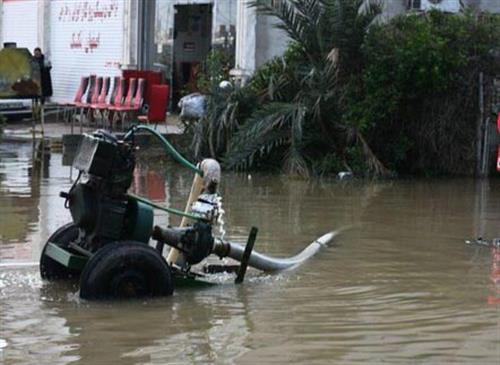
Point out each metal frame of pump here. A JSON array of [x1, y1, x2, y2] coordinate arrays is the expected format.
[[43, 124, 257, 286]]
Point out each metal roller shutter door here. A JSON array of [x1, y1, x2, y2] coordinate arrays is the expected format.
[[2, 0, 39, 51], [50, 0, 124, 102]]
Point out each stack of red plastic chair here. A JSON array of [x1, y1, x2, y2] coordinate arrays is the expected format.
[[74, 76, 102, 128], [138, 84, 169, 129], [108, 78, 145, 129]]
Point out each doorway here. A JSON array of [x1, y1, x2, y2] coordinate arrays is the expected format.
[[172, 4, 213, 105]]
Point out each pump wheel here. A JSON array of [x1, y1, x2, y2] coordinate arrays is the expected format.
[[79, 241, 174, 300], [40, 223, 81, 280]]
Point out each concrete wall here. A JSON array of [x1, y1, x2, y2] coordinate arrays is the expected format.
[[255, 14, 289, 69], [380, 0, 500, 16], [247, 0, 499, 74], [473, 0, 500, 13], [379, 0, 407, 20], [37, 0, 50, 55], [0, 0, 3, 47]]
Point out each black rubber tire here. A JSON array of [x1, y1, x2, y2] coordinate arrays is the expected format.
[[79, 241, 174, 300], [40, 223, 81, 280]]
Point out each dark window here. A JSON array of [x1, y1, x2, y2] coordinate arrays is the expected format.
[[408, 0, 422, 9]]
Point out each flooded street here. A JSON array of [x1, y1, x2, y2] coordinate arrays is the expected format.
[[0, 139, 499, 364]]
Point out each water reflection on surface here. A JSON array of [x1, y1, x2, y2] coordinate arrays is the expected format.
[[0, 140, 499, 364]]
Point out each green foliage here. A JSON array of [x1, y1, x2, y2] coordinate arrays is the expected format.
[[194, 2, 499, 178], [356, 10, 500, 174], [248, 44, 303, 101], [311, 152, 344, 176], [196, 50, 232, 94], [224, 0, 384, 177], [187, 50, 258, 160]]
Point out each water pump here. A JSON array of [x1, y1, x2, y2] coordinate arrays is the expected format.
[[40, 125, 335, 300]]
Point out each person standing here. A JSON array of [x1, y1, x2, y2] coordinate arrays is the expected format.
[[33, 47, 53, 104]]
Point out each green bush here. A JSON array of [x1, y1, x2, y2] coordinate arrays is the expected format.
[[357, 10, 500, 175], [202, 2, 499, 178], [187, 50, 258, 161]]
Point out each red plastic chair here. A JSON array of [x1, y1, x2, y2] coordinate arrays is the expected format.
[[111, 78, 145, 128], [75, 75, 100, 108], [104, 76, 126, 109], [119, 78, 145, 112], [109, 78, 136, 110], [89, 77, 111, 126], [108, 76, 121, 106], [138, 84, 169, 129], [66, 76, 89, 106], [88, 77, 109, 111], [120, 78, 146, 128], [73, 76, 102, 127], [109, 78, 138, 129], [57, 76, 89, 126], [94, 76, 125, 128], [84, 76, 103, 124], [71, 75, 98, 131], [93, 77, 110, 106]]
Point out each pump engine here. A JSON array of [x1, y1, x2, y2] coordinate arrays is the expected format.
[[61, 130, 153, 252]]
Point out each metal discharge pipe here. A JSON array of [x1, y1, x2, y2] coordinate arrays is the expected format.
[[212, 231, 338, 272]]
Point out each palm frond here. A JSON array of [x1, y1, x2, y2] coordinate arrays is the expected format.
[[223, 0, 386, 177], [356, 129, 392, 177], [224, 128, 289, 171], [225, 102, 305, 170], [283, 147, 310, 177]]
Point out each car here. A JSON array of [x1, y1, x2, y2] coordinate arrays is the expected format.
[[0, 46, 38, 121], [0, 99, 33, 120]]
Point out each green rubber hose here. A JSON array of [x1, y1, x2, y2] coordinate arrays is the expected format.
[[124, 124, 203, 176]]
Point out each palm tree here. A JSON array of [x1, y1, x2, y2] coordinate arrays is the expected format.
[[225, 0, 390, 177]]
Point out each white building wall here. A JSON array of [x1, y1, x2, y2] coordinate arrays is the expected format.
[[421, 0, 461, 12], [49, 0, 125, 102], [387, 0, 500, 15], [234, 1, 288, 77], [234, 0, 256, 76], [255, 14, 288, 69], [2, 0, 38, 51]]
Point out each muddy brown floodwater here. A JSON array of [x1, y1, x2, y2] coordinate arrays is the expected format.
[[0, 139, 499, 364]]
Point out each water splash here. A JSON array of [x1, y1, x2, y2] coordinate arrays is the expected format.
[[0, 338, 7, 351], [215, 195, 226, 241]]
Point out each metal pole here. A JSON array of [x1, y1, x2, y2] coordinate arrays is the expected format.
[[40, 104, 45, 136], [31, 99, 36, 139], [481, 117, 491, 176], [79, 108, 83, 134], [476, 72, 485, 177], [71, 108, 74, 135], [235, 227, 258, 284]]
